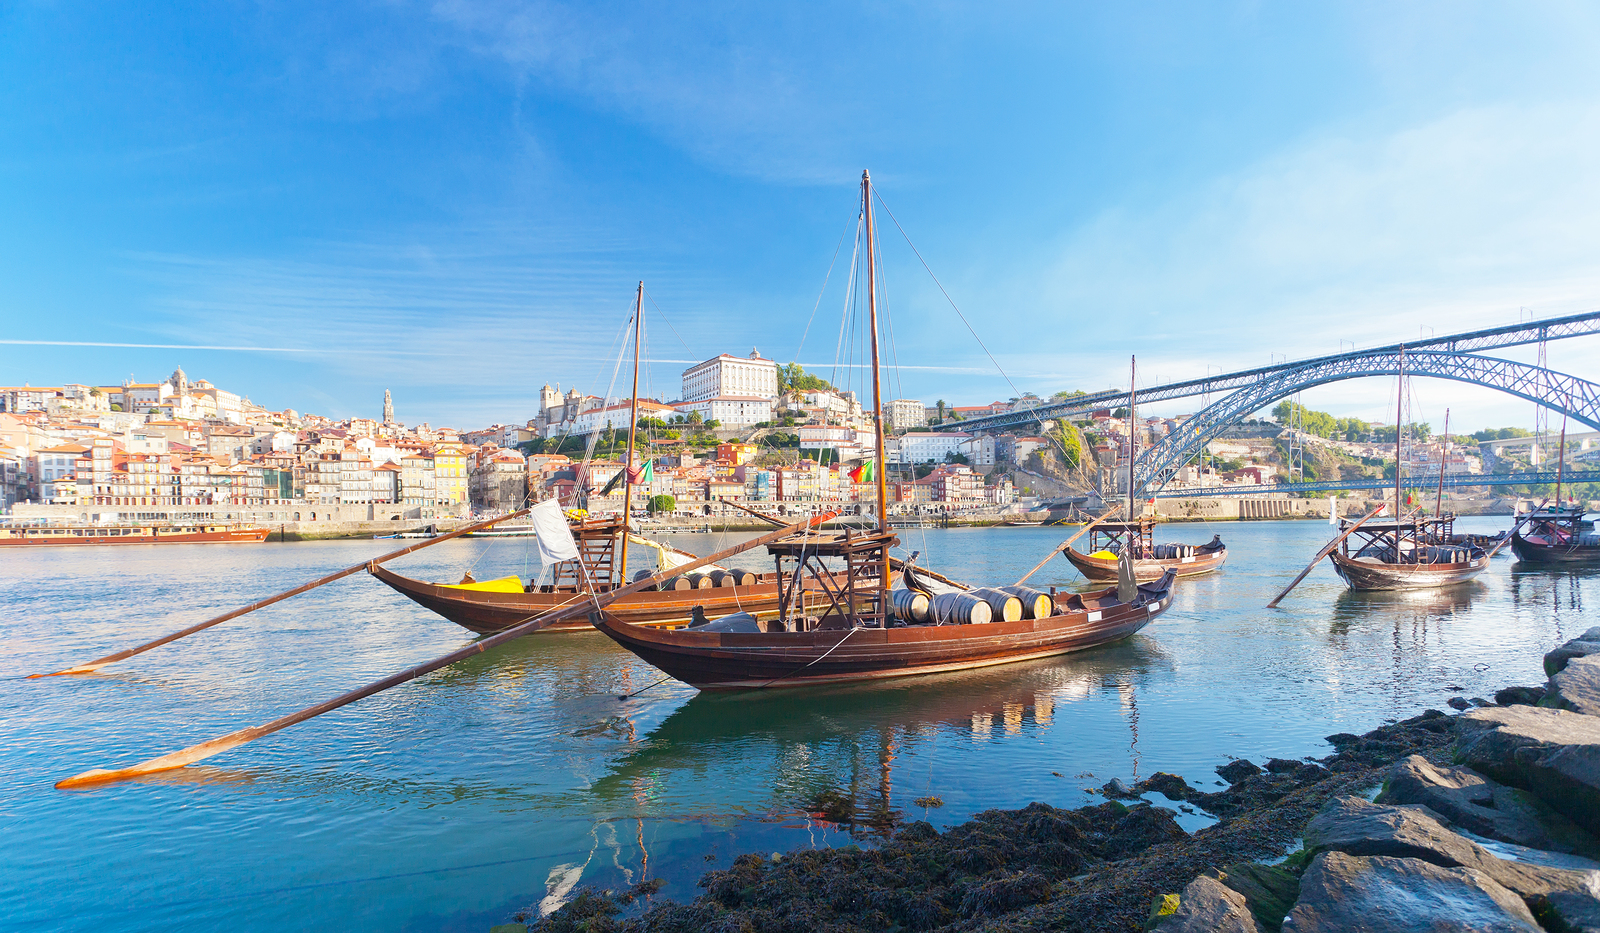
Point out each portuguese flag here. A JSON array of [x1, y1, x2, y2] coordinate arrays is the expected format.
[[849, 460, 874, 484]]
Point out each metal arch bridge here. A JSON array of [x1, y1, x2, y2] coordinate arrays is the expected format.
[[1133, 349, 1600, 495], [957, 309, 1600, 434], [1147, 469, 1600, 499]]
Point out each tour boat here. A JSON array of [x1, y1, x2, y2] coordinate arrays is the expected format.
[[588, 171, 1175, 690], [0, 523, 272, 546]]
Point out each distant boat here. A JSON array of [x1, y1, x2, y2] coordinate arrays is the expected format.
[[1323, 350, 1488, 590], [1062, 358, 1227, 583], [0, 523, 272, 546], [1063, 520, 1228, 582]]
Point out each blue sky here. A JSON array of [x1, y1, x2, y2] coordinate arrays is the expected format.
[[3, 2, 1599, 432]]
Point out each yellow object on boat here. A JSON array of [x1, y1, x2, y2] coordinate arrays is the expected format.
[[440, 575, 525, 593], [1088, 550, 1118, 561]]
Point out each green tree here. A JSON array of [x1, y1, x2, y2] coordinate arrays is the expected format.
[[646, 494, 676, 513], [1052, 420, 1084, 470], [779, 363, 835, 394], [1051, 389, 1088, 401], [687, 410, 703, 425], [936, 400, 947, 421], [638, 416, 668, 431]]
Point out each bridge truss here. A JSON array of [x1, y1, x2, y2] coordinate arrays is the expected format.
[[1148, 469, 1600, 499], [958, 309, 1600, 434], [1133, 350, 1600, 494]]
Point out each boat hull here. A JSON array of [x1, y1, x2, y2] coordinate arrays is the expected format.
[[1509, 533, 1600, 565], [1064, 536, 1227, 582], [589, 573, 1177, 690], [1328, 549, 1488, 590], [0, 525, 272, 546], [369, 562, 790, 634]]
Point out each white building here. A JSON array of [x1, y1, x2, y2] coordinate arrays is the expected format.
[[886, 399, 925, 431], [894, 432, 972, 464], [681, 350, 779, 403], [673, 396, 776, 428], [571, 399, 678, 436], [958, 435, 996, 466]]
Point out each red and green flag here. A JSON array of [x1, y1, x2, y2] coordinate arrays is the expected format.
[[849, 460, 874, 484]]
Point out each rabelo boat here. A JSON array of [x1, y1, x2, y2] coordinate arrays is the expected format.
[[588, 171, 1175, 690]]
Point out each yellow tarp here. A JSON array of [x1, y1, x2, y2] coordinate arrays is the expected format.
[[1088, 550, 1119, 561], [440, 575, 525, 593]]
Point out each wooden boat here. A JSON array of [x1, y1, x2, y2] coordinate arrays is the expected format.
[[1446, 530, 1509, 555], [1510, 510, 1600, 564], [1064, 358, 1226, 583], [1063, 520, 1226, 582], [0, 523, 271, 546], [1328, 517, 1489, 590], [1320, 350, 1489, 591], [370, 561, 801, 634], [369, 513, 831, 633], [589, 171, 1176, 691], [590, 527, 1176, 690]]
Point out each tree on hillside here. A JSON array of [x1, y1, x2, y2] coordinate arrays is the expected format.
[[936, 400, 947, 422], [1051, 389, 1088, 401], [779, 363, 835, 394], [1473, 427, 1535, 441], [646, 494, 676, 514]]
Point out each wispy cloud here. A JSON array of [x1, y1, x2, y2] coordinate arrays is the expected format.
[[0, 340, 318, 353]]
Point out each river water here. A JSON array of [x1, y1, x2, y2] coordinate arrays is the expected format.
[[2, 518, 1594, 931]]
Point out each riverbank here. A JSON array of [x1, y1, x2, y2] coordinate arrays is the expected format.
[[510, 627, 1600, 933]]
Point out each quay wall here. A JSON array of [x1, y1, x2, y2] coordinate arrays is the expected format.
[[6, 502, 470, 540]]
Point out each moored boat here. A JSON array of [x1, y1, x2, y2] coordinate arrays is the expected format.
[[0, 523, 272, 546], [1063, 519, 1227, 582], [1328, 518, 1489, 590], [1510, 510, 1600, 564], [590, 171, 1176, 691]]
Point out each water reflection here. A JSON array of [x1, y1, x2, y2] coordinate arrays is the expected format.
[[586, 640, 1171, 834], [1329, 583, 1483, 637]]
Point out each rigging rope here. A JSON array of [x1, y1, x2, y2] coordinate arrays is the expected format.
[[872, 190, 1025, 403]]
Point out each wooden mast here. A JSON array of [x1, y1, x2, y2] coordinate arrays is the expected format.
[[1434, 409, 1449, 519], [1127, 356, 1137, 527], [1555, 409, 1569, 518], [618, 282, 644, 586], [1395, 344, 1406, 551], [863, 170, 890, 611]]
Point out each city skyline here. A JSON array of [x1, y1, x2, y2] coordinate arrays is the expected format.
[[4, 3, 1599, 428]]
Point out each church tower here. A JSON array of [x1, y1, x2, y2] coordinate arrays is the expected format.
[[383, 389, 394, 424]]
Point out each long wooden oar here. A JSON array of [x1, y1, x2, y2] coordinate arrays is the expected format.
[[31, 507, 532, 678], [56, 513, 827, 789], [1266, 503, 1386, 608], [1014, 503, 1124, 586]]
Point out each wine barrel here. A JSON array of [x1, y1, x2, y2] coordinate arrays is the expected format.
[[968, 587, 1024, 622], [931, 592, 992, 625], [632, 569, 658, 591], [890, 588, 931, 623], [999, 585, 1054, 619], [731, 569, 759, 586], [662, 575, 695, 591], [709, 570, 735, 588], [689, 572, 715, 590]]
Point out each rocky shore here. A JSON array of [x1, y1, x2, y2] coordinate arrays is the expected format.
[[504, 627, 1600, 933]]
